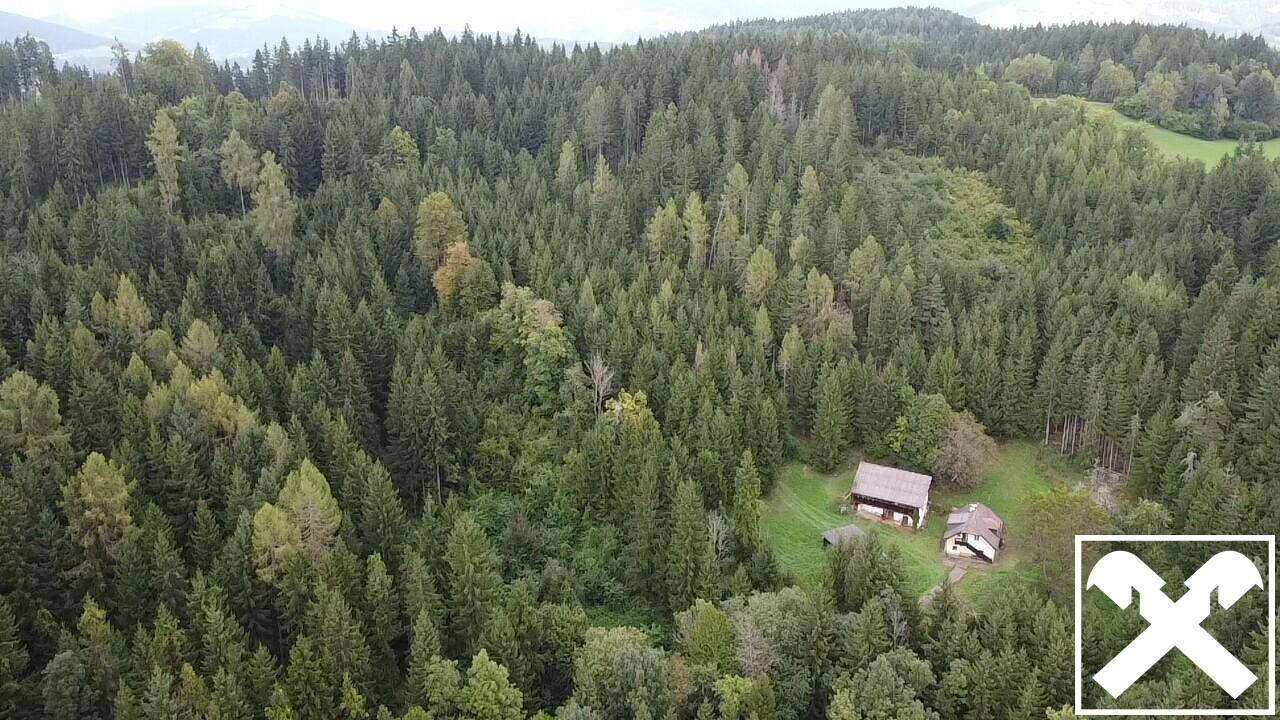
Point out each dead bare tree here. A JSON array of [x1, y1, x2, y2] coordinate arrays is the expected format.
[[586, 355, 614, 416]]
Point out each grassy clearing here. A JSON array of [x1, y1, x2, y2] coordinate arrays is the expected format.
[[1039, 96, 1280, 165], [762, 442, 1080, 602], [585, 604, 669, 632]]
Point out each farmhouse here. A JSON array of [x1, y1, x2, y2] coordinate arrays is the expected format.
[[943, 503, 1006, 563], [847, 462, 932, 530], [821, 523, 866, 549]]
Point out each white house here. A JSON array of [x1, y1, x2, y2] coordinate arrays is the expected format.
[[943, 503, 1006, 563]]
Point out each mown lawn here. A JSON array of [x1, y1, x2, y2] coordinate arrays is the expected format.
[[763, 442, 1077, 603], [1038, 96, 1280, 165]]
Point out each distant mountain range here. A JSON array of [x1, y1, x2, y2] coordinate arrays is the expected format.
[[1, 3, 383, 69], [0, 9, 115, 52], [48, 4, 382, 60], [2, 3, 606, 71], [957, 0, 1280, 44]]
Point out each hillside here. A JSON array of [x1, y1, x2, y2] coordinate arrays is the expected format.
[[0, 7, 1277, 720], [0, 10, 113, 53]]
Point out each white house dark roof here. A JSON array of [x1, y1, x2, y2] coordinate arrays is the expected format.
[[851, 462, 932, 510], [822, 524, 866, 546], [943, 502, 1005, 548]]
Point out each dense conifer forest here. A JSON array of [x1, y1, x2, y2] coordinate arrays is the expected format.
[[0, 7, 1278, 719]]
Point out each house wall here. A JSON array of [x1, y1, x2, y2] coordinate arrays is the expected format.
[[969, 535, 996, 559], [944, 536, 972, 557], [944, 533, 998, 562], [857, 502, 917, 528]]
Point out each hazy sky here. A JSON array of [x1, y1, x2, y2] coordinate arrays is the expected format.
[[8, 0, 915, 43]]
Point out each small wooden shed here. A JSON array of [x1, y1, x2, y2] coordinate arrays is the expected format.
[[821, 523, 866, 549]]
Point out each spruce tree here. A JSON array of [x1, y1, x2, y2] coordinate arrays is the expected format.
[[63, 452, 133, 589], [813, 366, 848, 472], [364, 553, 400, 699], [0, 595, 27, 711], [284, 636, 329, 720], [458, 649, 523, 720], [667, 478, 712, 611], [445, 513, 503, 655], [1236, 346, 1280, 486], [729, 450, 764, 557], [251, 152, 297, 256], [414, 192, 467, 274], [219, 129, 258, 214], [146, 110, 181, 211], [1182, 314, 1238, 409]]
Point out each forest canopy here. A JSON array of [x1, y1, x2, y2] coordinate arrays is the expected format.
[[0, 7, 1277, 720]]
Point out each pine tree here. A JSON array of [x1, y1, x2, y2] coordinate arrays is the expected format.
[[667, 478, 712, 611], [445, 512, 503, 655], [161, 432, 203, 540], [189, 576, 249, 678], [1132, 402, 1175, 495], [432, 242, 474, 309], [684, 192, 709, 269], [209, 669, 252, 720], [458, 649, 523, 720], [1237, 347, 1280, 486], [190, 501, 221, 570], [63, 452, 133, 588], [399, 550, 445, 637], [1000, 319, 1037, 437], [813, 366, 848, 471], [285, 636, 330, 720], [1182, 314, 1238, 409], [554, 140, 579, 194], [755, 395, 784, 483], [245, 646, 279, 712], [251, 152, 297, 256], [581, 85, 613, 159], [141, 667, 180, 719], [146, 110, 181, 211], [729, 450, 764, 557], [278, 460, 342, 566], [742, 245, 778, 307], [388, 126, 420, 169], [407, 609, 443, 697], [364, 553, 400, 698], [219, 129, 258, 214], [680, 600, 735, 674], [414, 192, 467, 273], [645, 199, 684, 267], [0, 595, 27, 710], [265, 685, 294, 720], [868, 277, 910, 361], [386, 361, 453, 506], [306, 586, 373, 699]]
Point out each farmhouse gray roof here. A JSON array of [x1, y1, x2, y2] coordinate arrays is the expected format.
[[851, 462, 932, 510], [943, 502, 1005, 549]]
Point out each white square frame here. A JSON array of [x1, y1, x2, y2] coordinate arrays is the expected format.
[[1074, 534, 1276, 716]]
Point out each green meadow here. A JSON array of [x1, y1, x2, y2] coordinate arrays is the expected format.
[[1042, 97, 1280, 165], [762, 442, 1074, 603]]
